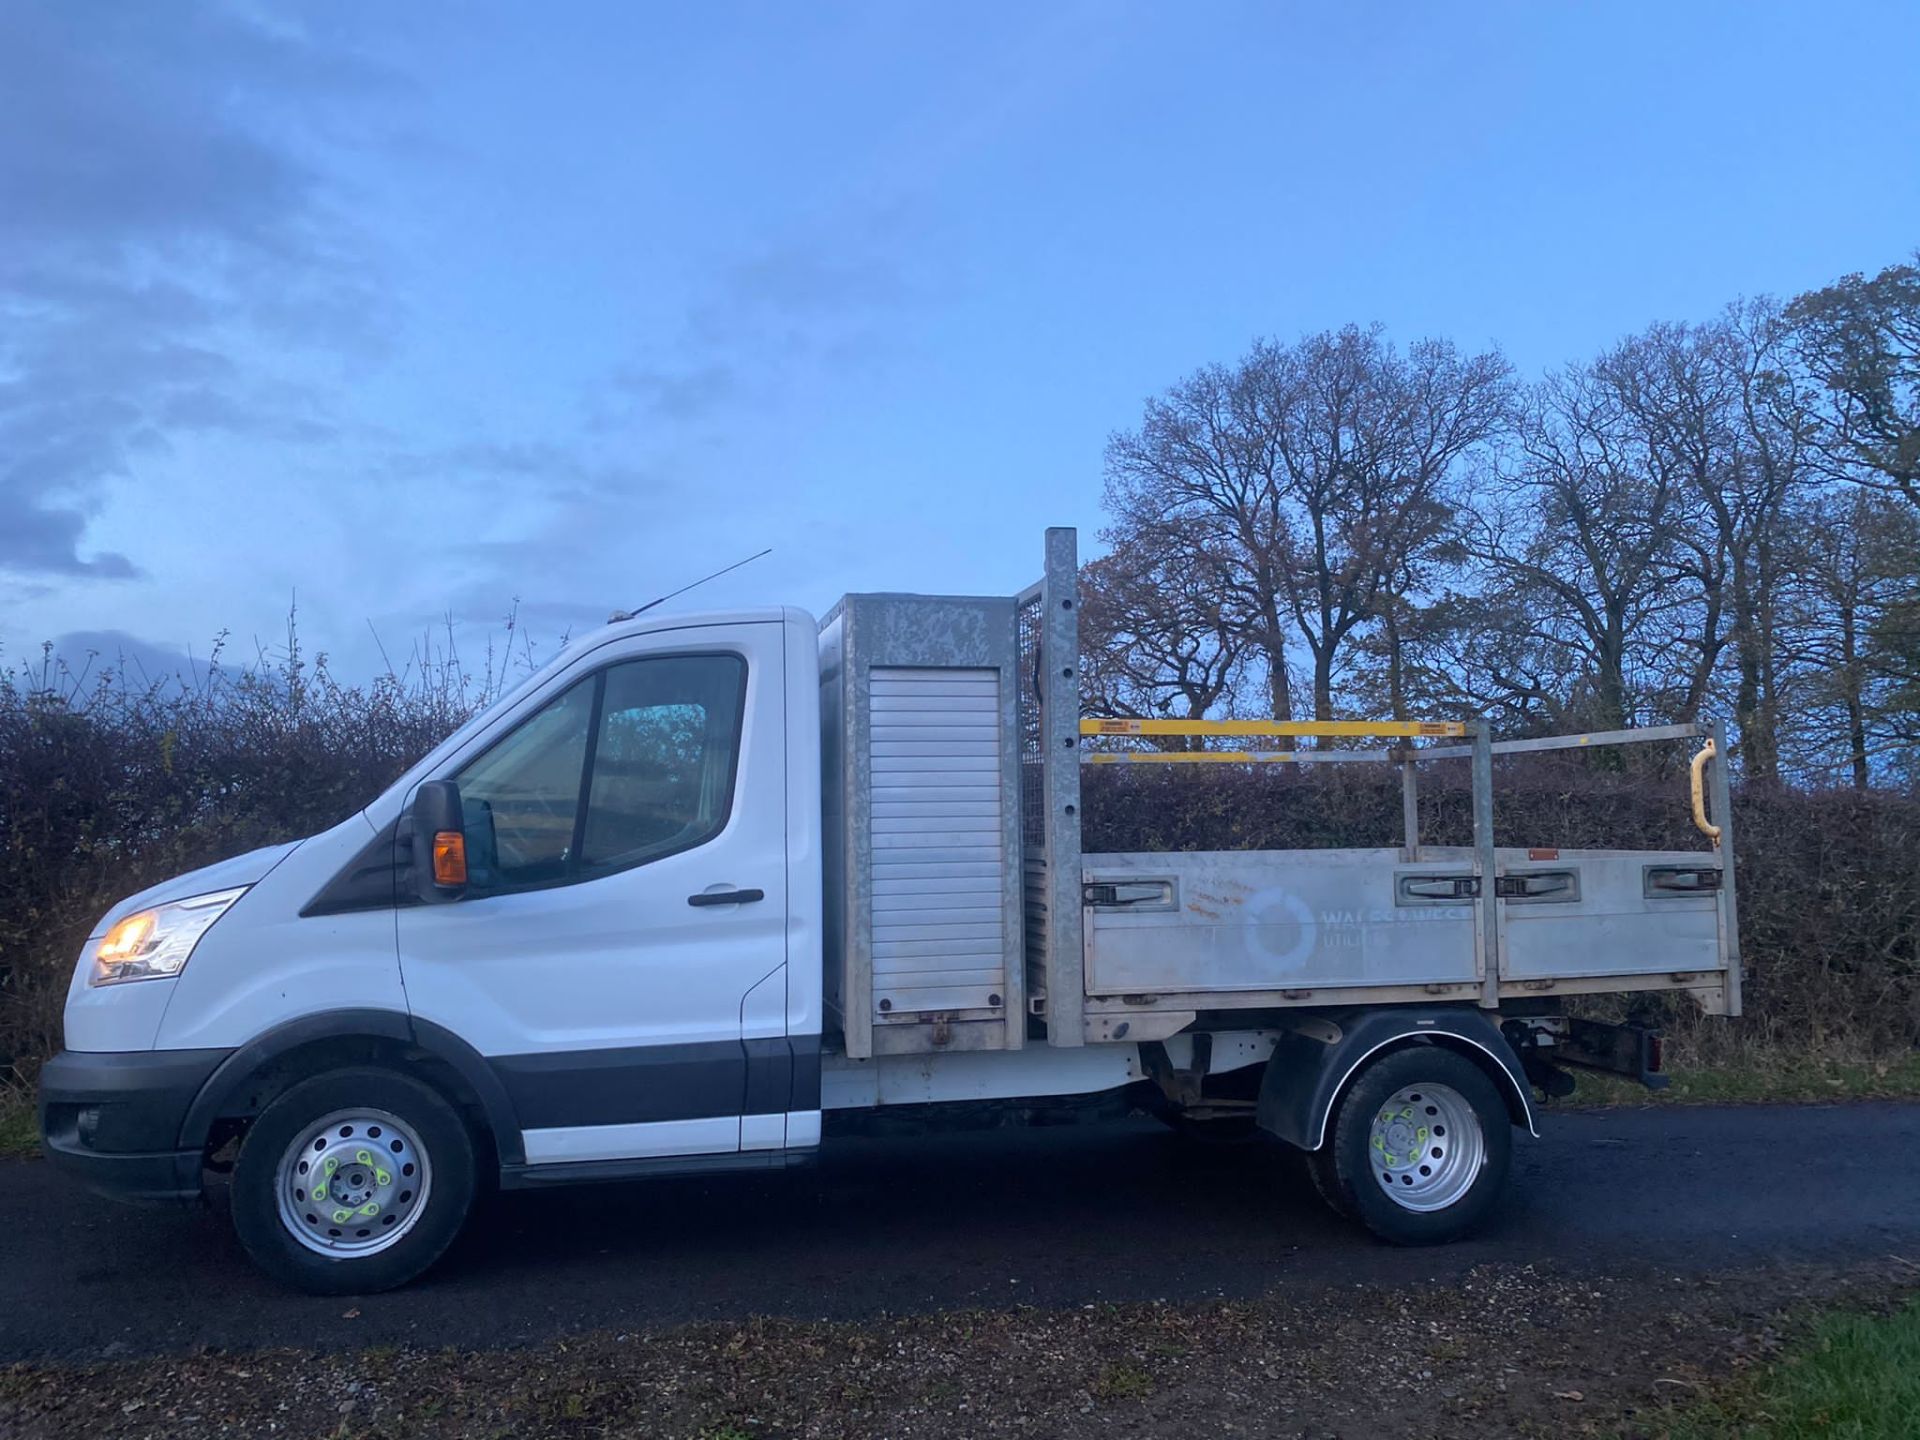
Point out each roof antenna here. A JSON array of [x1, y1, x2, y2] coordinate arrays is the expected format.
[[609, 547, 773, 623]]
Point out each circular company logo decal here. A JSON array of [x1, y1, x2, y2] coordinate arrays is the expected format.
[[1241, 886, 1318, 974]]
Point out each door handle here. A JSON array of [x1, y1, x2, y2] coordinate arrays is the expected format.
[[687, 888, 765, 907], [1494, 870, 1578, 901], [1645, 865, 1721, 897], [1397, 873, 1479, 903], [1083, 879, 1176, 909]]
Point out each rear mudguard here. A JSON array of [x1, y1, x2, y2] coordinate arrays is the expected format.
[[1255, 1008, 1536, 1151]]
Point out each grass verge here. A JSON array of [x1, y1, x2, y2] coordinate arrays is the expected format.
[[1549, 1051, 1920, 1108], [0, 1085, 39, 1160], [1658, 1295, 1920, 1439]]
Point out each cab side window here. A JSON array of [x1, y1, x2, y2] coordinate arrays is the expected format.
[[452, 679, 594, 888], [580, 655, 746, 870], [451, 652, 747, 891]]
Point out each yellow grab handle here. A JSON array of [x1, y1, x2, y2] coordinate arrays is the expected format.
[[1690, 739, 1721, 846]]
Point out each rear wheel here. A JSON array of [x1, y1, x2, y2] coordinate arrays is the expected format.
[[1310, 1046, 1511, 1244], [230, 1067, 476, 1294]]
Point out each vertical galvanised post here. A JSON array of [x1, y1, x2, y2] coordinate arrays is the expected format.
[[1471, 721, 1501, 1008], [1708, 719, 1744, 1017], [1041, 527, 1086, 1046], [1401, 755, 1421, 862]]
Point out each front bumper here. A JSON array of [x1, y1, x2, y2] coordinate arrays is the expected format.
[[38, 1048, 232, 1206]]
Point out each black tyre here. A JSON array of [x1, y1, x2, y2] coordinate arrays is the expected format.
[[1312, 1046, 1511, 1245], [230, 1067, 477, 1294], [1303, 1140, 1354, 1218]]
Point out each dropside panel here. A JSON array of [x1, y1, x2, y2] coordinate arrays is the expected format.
[[1084, 849, 1477, 995], [1084, 845, 1728, 999], [1499, 849, 1720, 981]]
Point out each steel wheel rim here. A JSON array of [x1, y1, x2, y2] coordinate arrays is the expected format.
[[1368, 1082, 1483, 1213], [274, 1108, 432, 1258]]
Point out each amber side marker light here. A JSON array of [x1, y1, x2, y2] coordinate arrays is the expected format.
[[432, 830, 468, 887]]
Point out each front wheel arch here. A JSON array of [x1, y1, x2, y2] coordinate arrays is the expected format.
[[178, 1010, 521, 1167]]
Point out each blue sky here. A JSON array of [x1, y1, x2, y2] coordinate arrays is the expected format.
[[4, 1, 1918, 684]]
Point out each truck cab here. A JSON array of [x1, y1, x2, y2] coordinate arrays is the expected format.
[[43, 606, 830, 1290]]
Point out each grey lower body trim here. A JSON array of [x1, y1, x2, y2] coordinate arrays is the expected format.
[[39, 1047, 232, 1153], [38, 1047, 234, 1208], [499, 1147, 817, 1190], [489, 1034, 823, 1130], [40, 1141, 205, 1207]]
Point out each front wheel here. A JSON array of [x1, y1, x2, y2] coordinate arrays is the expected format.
[[1311, 1046, 1511, 1245], [230, 1067, 477, 1294]]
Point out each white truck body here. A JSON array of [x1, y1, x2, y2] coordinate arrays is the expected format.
[[40, 527, 1740, 1290]]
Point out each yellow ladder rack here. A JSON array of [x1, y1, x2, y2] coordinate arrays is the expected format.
[[1079, 718, 1466, 739]]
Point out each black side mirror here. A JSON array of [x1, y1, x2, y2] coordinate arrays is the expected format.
[[410, 779, 467, 903]]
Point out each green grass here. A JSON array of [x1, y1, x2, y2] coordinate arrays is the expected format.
[[0, 1087, 39, 1160], [1551, 1053, 1920, 1108], [1659, 1297, 1920, 1439], [1092, 1361, 1156, 1401]]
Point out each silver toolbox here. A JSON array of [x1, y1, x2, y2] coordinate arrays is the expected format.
[[820, 593, 1026, 1057]]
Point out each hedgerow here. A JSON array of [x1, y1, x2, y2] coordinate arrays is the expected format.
[[2, 642, 1914, 1085]]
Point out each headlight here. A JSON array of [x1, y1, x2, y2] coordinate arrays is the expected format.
[[91, 887, 248, 986]]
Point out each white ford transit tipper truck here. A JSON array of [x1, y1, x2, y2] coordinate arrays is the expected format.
[[39, 529, 1742, 1293]]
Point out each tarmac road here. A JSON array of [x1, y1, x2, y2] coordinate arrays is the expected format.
[[3, 1101, 1916, 1363]]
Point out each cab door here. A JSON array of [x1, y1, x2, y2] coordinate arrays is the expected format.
[[396, 620, 789, 1166]]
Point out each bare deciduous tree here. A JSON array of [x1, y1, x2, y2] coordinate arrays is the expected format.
[[1078, 519, 1247, 739], [1466, 351, 1691, 732], [1102, 352, 1296, 722], [1090, 260, 1920, 785], [1104, 327, 1509, 736], [1714, 299, 1820, 780], [1269, 328, 1510, 732], [1781, 490, 1920, 788], [1788, 257, 1920, 508]]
